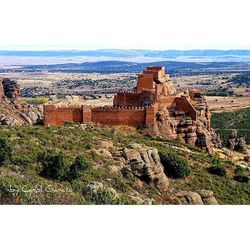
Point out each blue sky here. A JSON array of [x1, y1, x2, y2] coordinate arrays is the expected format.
[[0, 0, 250, 50]]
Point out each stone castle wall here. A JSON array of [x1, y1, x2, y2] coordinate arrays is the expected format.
[[44, 103, 159, 128], [113, 90, 155, 107], [44, 105, 83, 126], [91, 106, 146, 128], [113, 91, 142, 107], [137, 74, 154, 93]]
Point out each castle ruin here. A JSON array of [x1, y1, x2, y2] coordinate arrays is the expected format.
[[44, 66, 218, 153]]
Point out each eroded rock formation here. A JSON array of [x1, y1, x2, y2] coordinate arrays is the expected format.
[[0, 78, 43, 125], [121, 143, 169, 192], [174, 189, 218, 205], [152, 97, 218, 154], [227, 129, 247, 153]]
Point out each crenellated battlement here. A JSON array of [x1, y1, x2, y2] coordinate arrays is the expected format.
[[92, 105, 146, 111]]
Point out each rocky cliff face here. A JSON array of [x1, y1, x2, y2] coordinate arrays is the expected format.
[[151, 96, 222, 154], [0, 78, 43, 125]]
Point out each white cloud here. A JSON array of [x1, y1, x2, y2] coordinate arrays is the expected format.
[[0, 0, 250, 50]]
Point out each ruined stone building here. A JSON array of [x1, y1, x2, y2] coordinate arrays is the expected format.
[[44, 66, 219, 153]]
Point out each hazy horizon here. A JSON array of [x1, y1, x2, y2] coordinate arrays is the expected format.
[[1, 47, 250, 52]]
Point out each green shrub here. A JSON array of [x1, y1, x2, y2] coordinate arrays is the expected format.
[[90, 188, 135, 205], [159, 151, 190, 179], [67, 155, 90, 181], [38, 151, 69, 180], [11, 155, 33, 167], [234, 174, 249, 183], [91, 189, 116, 205], [208, 165, 227, 177], [0, 137, 12, 165], [234, 165, 245, 175], [211, 158, 221, 165]]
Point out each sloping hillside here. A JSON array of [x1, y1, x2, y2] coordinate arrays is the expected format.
[[0, 125, 249, 205]]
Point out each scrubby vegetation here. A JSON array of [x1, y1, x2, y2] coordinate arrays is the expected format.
[[0, 125, 249, 205], [0, 137, 12, 165], [229, 72, 250, 87], [208, 165, 227, 177], [233, 166, 249, 183], [38, 151, 70, 181], [67, 155, 91, 181], [159, 151, 190, 179], [211, 107, 250, 144]]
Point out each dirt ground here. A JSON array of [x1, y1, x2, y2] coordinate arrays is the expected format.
[[206, 96, 250, 112]]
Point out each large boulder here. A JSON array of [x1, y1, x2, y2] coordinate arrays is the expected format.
[[198, 189, 219, 205], [175, 190, 218, 205], [176, 191, 204, 205], [121, 143, 169, 192]]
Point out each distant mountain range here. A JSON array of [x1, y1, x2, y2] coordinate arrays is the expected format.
[[2, 60, 249, 75], [1, 49, 250, 66]]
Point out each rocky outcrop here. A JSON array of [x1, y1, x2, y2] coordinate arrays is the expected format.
[[147, 83, 222, 154], [175, 190, 218, 205], [83, 181, 104, 197], [0, 78, 43, 125], [244, 156, 250, 163], [196, 126, 214, 154], [1, 78, 21, 99], [235, 138, 247, 153], [198, 190, 218, 205], [121, 143, 169, 192], [227, 130, 247, 153], [153, 106, 216, 154], [83, 181, 119, 201], [210, 128, 222, 148]]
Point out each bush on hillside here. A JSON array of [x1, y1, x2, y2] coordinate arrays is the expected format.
[[159, 151, 190, 179], [208, 165, 227, 177], [0, 137, 12, 165], [67, 155, 90, 181], [38, 151, 69, 180], [234, 174, 249, 183], [234, 166, 249, 183], [90, 188, 135, 205]]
